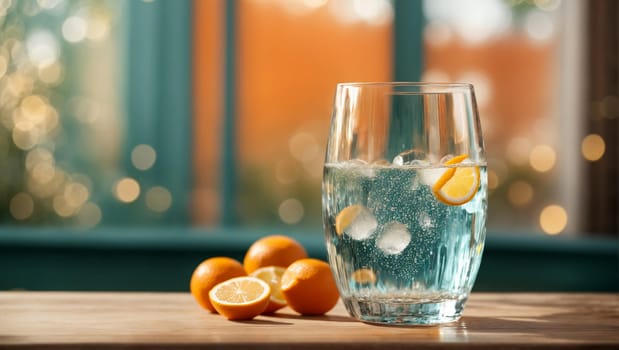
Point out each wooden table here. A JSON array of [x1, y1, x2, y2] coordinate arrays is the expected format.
[[0, 292, 617, 349]]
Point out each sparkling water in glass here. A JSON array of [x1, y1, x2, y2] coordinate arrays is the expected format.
[[322, 83, 487, 325]]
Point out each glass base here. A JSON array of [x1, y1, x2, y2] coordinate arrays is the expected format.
[[342, 295, 467, 326]]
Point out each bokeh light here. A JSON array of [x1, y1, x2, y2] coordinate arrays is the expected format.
[[25, 147, 54, 170], [507, 180, 534, 207], [53, 194, 76, 217], [37, 62, 64, 85], [278, 198, 304, 224], [524, 10, 554, 42], [28, 167, 65, 199], [7, 72, 35, 97], [114, 177, 140, 203], [487, 169, 499, 190], [289, 132, 319, 162], [10, 192, 34, 220], [529, 144, 556, 172], [581, 134, 605, 161], [76, 202, 102, 228], [64, 182, 89, 208], [12, 121, 40, 150], [26, 30, 60, 68], [145, 186, 172, 213], [31, 161, 56, 184], [62, 16, 88, 43], [539, 204, 567, 235], [131, 144, 157, 171]]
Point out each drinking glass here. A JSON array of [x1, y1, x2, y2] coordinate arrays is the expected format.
[[322, 82, 487, 325]]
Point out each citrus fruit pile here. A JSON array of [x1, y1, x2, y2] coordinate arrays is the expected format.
[[190, 235, 340, 320]]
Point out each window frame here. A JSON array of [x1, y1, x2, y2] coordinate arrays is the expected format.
[[1, 0, 617, 293]]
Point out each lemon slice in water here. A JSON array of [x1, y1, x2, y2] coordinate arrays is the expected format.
[[432, 154, 480, 206]]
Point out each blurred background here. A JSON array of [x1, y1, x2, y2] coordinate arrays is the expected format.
[[0, 0, 617, 291]]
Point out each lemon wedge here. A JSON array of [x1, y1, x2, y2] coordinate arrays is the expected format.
[[432, 154, 480, 206]]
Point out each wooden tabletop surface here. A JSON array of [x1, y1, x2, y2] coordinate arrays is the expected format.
[[0, 292, 618, 349]]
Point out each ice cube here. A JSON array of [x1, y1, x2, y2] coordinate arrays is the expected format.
[[345, 206, 378, 241], [419, 167, 447, 186], [376, 222, 411, 255], [392, 149, 426, 166], [392, 156, 404, 166]]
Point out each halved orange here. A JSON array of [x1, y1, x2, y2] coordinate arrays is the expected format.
[[432, 154, 480, 206], [209, 276, 271, 320], [189, 257, 246, 313], [250, 266, 287, 313]]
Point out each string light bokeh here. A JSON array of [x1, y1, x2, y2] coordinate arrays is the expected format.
[[0, 0, 174, 227]]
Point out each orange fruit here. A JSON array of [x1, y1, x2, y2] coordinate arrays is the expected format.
[[351, 268, 377, 284], [190, 257, 246, 313], [243, 235, 308, 274], [335, 205, 364, 236], [281, 258, 340, 315], [432, 154, 480, 206], [209, 276, 271, 320], [250, 266, 287, 313]]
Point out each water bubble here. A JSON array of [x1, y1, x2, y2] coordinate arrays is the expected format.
[[411, 175, 421, 191], [393, 148, 426, 166], [419, 212, 434, 230], [344, 206, 378, 241], [376, 221, 411, 255]]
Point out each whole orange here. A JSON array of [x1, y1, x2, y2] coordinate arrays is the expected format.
[[190, 257, 247, 313], [281, 258, 340, 315], [243, 235, 308, 274]]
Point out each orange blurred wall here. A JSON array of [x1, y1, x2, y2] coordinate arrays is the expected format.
[[193, 0, 393, 224]]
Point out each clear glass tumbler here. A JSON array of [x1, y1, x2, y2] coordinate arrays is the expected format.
[[322, 82, 487, 325]]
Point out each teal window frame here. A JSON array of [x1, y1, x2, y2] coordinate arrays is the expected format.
[[105, 0, 193, 225]]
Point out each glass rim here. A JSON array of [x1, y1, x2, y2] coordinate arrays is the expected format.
[[336, 81, 474, 91]]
